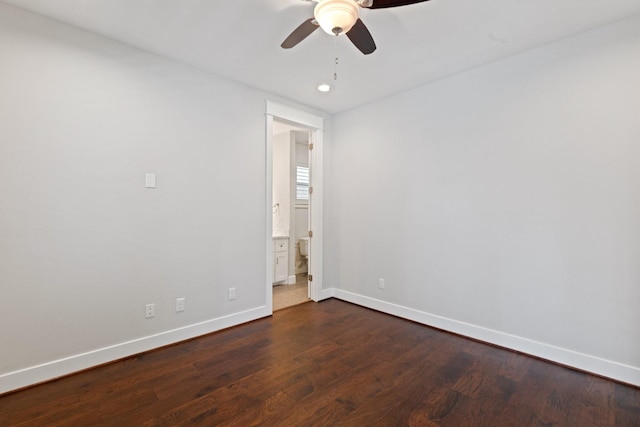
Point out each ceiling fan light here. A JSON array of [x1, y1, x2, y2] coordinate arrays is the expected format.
[[314, 0, 359, 36]]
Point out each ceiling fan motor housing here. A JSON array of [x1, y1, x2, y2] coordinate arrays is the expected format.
[[314, 0, 360, 35]]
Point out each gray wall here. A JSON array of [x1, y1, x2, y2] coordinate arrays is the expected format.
[[330, 14, 640, 385], [0, 3, 326, 392]]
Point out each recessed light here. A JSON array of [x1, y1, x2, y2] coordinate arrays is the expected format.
[[317, 83, 332, 93]]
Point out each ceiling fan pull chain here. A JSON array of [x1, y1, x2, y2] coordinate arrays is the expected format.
[[333, 35, 339, 81]]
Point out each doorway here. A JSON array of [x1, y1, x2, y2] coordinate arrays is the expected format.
[[265, 102, 324, 313], [272, 122, 310, 310]]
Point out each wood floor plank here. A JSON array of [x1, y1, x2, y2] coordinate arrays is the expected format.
[[1, 299, 638, 426]]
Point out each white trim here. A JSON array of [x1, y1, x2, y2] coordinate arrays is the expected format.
[[308, 129, 323, 302], [332, 289, 640, 387], [265, 115, 274, 312], [266, 102, 324, 130], [0, 306, 271, 395], [319, 287, 336, 301], [288, 134, 297, 280]]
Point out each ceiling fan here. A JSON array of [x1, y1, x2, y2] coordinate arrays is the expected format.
[[281, 0, 431, 55]]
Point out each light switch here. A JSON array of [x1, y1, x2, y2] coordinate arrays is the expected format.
[[145, 173, 156, 188]]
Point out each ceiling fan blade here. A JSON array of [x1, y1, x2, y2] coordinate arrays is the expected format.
[[368, 0, 431, 9], [281, 18, 319, 49], [346, 18, 376, 55]]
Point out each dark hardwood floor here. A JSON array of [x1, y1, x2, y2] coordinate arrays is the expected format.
[[1, 299, 639, 426]]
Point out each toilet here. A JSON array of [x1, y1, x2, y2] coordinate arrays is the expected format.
[[298, 237, 309, 259]]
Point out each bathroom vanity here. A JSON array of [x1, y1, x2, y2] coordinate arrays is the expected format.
[[273, 236, 289, 284]]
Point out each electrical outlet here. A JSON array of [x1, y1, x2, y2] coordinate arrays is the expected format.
[[176, 298, 185, 312], [228, 287, 236, 301], [378, 278, 385, 290], [145, 303, 155, 318]]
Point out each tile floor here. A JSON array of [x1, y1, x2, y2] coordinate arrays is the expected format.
[[273, 273, 310, 311]]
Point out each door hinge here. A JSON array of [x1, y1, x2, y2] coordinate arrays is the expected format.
[[309, 186, 313, 194], [308, 230, 313, 238], [308, 143, 314, 151], [308, 274, 313, 282]]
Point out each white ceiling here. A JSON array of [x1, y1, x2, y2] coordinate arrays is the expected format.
[[3, 0, 640, 113]]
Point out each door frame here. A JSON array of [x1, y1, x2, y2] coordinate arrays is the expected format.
[[265, 101, 324, 311]]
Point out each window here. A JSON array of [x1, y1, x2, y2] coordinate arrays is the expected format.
[[296, 165, 309, 202]]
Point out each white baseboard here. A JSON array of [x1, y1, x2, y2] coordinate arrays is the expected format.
[[5, 291, 638, 394], [318, 287, 336, 301], [332, 289, 640, 387], [0, 306, 271, 395]]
